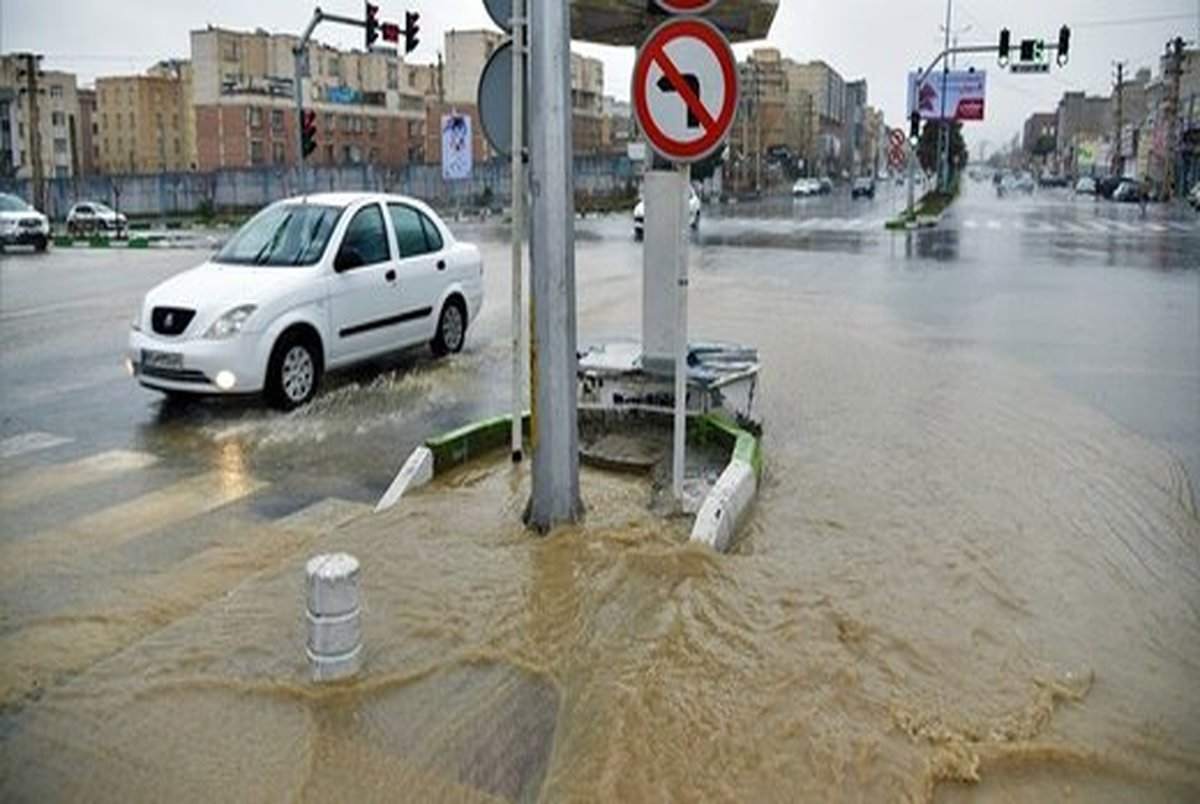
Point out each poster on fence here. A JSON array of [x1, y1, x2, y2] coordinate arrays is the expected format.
[[442, 114, 473, 181]]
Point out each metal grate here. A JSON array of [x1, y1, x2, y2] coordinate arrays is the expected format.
[[151, 307, 196, 336]]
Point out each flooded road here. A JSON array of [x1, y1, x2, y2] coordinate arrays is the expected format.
[[1, 183, 1198, 800]]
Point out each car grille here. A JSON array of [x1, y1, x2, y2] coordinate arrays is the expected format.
[[151, 307, 196, 336], [18, 218, 41, 229], [140, 365, 210, 384]]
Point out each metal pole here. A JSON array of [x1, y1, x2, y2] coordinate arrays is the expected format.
[[294, 47, 307, 194], [526, 0, 581, 531], [938, 0, 952, 193], [510, 0, 526, 463], [672, 163, 690, 504]]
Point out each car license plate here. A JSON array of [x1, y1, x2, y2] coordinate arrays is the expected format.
[[141, 349, 183, 371]]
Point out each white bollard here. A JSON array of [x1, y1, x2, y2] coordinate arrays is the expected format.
[[305, 553, 363, 682]]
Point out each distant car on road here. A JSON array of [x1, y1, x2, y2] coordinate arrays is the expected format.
[[791, 178, 821, 197], [1112, 179, 1147, 204], [67, 201, 127, 237], [0, 193, 50, 252], [1188, 181, 1200, 210], [1074, 177, 1097, 195], [632, 186, 700, 241], [818, 177, 834, 195], [850, 177, 875, 199], [128, 192, 484, 409]]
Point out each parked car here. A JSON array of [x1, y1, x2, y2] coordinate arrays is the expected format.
[[127, 192, 484, 409], [1187, 181, 1200, 210], [791, 178, 821, 197], [1095, 176, 1124, 199], [1112, 179, 1147, 204], [632, 185, 700, 241], [850, 177, 875, 199], [67, 201, 127, 236], [817, 177, 834, 195], [0, 193, 50, 252], [1074, 176, 1097, 195]]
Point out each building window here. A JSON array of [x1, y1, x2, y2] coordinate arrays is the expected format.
[[324, 113, 335, 133], [387, 64, 399, 90], [53, 138, 67, 154], [250, 140, 264, 165], [271, 109, 284, 132], [341, 115, 352, 133], [223, 40, 240, 61], [368, 147, 379, 163], [272, 141, 285, 164], [329, 57, 341, 78], [368, 117, 378, 136], [51, 111, 66, 127], [352, 116, 363, 134], [50, 85, 63, 99], [249, 107, 262, 128]]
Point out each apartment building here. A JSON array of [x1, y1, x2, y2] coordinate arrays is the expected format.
[[0, 55, 81, 182], [190, 26, 426, 170], [95, 72, 190, 174]]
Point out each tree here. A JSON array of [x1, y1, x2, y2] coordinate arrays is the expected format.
[[689, 147, 726, 183], [916, 120, 967, 179]]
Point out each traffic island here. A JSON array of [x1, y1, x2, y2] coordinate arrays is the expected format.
[[376, 342, 764, 553], [885, 185, 960, 230]]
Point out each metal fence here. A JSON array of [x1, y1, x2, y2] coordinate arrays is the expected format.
[[1, 155, 638, 220]]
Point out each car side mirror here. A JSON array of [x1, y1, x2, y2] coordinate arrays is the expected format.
[[335, 247, 365, 273]]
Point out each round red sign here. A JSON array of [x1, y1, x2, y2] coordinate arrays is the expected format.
[[632, 17, 738, 163], [652, 0, 719, 13]]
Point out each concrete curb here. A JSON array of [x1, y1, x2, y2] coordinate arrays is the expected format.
[[376, 411, 763, 553], [51, 235, 214, 250]]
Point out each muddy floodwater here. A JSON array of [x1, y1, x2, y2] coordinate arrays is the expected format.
[[2, 191, 1199, 801]]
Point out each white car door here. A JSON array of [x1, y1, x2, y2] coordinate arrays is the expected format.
[[327, 202, 402, 364], [386, 202, 447, 344]]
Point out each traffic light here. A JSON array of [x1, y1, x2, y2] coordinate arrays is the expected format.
[[404, 11, 420, 55], [909, 111, 921, 144], [301, 109, 318, 159], [1057, 25, 1071, 66], [365, 2, 380, 49], [1020, 39, 1035, 62], [998, 28, 1011, 65]]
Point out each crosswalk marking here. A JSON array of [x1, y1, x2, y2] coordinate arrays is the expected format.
[[0, 449, 158, 511], [0, 432, 73, 460], [0, 471, 269, 576], [0, 496, 371, 706]]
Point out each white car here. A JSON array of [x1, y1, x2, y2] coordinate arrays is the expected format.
[[67, 201, 127, 236], [0, 193, 50, 252], [633, 186, 701, 241], [791, 178, 821, 197], [128, 192, 484, 409]]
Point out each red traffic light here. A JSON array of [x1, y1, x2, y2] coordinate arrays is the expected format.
[[301, 109, 318, 159], [382, 22, 400, 43]]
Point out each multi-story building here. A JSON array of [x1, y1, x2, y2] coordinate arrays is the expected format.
[[1056, 91, 1111, 175], [571, 52, 605, 153], [95, 72, 190, 174], [731, 49, 788, 190], [1022, 112, 1058, 154], [190, 26, 426, 171], [784, 60, 846, 176], [601, 96, 632, 154], [843, 79, 868, 176], [0, 55, 81, 186]]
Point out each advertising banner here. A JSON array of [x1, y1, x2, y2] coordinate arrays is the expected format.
[[907, 70, 987, 122], [441, 114, 473, 181]]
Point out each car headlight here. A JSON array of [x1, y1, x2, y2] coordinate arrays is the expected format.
[[205, 304, 257, 339]]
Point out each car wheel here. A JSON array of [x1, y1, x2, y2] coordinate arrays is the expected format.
[[266, 331, 321, 410], [431, 299, 466, 357], [634, 228, 644, 241]]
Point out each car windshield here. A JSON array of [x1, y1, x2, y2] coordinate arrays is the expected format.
[[0, 194, 32, 212], [214, 202, 343, 267]]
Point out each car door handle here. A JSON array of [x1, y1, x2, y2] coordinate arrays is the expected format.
[[385, 269, 397, 282], [436, 260, 446, 271]]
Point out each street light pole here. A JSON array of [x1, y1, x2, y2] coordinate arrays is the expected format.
[[938, 0, 952, 193]]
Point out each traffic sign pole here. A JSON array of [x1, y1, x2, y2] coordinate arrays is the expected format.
[[510, 0, 526, 463]]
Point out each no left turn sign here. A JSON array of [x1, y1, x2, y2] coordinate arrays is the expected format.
[[632, 17, 738, 163], [652, 0, 719, 13]]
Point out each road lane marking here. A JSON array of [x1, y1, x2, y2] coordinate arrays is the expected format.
[[0, 450, 158, 511], [0, 471, 268, 576], [0, 497, 371, 706], [963, 219, 978, 229], [1166, 221, 1197, 232], [1146, 223, 1167, 233], [0, 432, 73, 460], [986, 220, 1003, 231]]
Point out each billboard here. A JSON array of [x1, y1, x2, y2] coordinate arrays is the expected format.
[[907, 70, 987, 122], [441, 114, 473, 181]]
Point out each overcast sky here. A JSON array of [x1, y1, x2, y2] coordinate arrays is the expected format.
[[2, 0, 1197, 154]]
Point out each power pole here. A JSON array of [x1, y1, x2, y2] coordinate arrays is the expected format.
[[1163, 37, 1185, 200], [937, 0, 953, 193], [22, 53, 45, 212], [1113, 61, 1125, 177]]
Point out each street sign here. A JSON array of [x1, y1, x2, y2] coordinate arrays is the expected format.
[[477, 42, 528, 157], [1010, 62, 1050, 74], [889, 128, 906, 150], [441, 114, 473, 180], [907, 70, 987, 121], [652, 0, 719, 13], [632, 17, 738, 163], [483, 0, 513, 34]]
